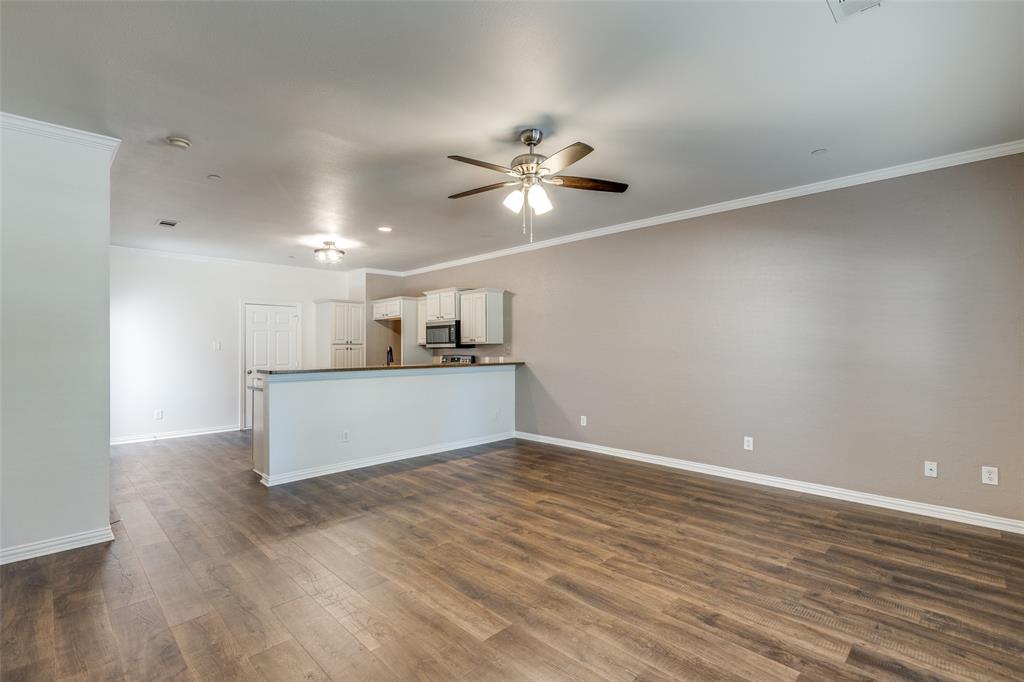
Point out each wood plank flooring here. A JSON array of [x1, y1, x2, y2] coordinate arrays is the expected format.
[[2, 432, 1023, 681]]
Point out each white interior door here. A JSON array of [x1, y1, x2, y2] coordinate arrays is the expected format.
[[244, 303, 299, 429]]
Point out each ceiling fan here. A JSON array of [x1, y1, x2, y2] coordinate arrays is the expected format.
[[447, 128, 627, 240]]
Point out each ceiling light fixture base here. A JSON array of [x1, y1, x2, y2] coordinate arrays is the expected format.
[[519, 128, 543, 148]]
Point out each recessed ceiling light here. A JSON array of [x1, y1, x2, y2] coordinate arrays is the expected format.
[[811, 148, 829, 156], [377, 226, 393, 232], [156, 219, 178, 228], [165, 136, 192, 149], [206, 174, 222, 181]]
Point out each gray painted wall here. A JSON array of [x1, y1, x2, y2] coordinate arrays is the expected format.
[[401, 155, 1023, 520]]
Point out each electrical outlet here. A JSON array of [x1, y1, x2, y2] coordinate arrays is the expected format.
[[580, 415, 587, 426], [981, 466, 999, 486], [342, 431, 350, 443], [212, 341, 222, 351], [924, 461, 937, 478], [743, 436, 754, 451], [153, 409, 164, 421]]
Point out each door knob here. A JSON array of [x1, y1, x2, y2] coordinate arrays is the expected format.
[[246, 369, 253, 375]]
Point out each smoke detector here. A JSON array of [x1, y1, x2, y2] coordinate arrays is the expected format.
[[826, 0, 881, 23], [165, 136, 192, 149]]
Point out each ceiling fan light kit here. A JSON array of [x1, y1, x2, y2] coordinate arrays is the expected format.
[[448, 127, 627, 242]]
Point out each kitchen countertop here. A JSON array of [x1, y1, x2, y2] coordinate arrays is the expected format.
[[256, 360, 524, 376]]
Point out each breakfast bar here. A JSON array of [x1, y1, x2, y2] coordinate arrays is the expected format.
[[252, 361, 522, 486]]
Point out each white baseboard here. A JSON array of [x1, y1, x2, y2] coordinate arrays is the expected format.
[[111, 424, 239, 445], [0, 525, 115, 565], [260, 431, 516, 486], [515, 432, 1024, 535]]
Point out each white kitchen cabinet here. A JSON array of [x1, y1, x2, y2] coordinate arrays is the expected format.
[[369, 297, 432, 366], [423, 288, 461, 322], [331, 344, 365, 369], [372, 298, 403, 320], [458, 289, 504, 344], [417, 298, 427, 345], [316, 300, 365, 368]]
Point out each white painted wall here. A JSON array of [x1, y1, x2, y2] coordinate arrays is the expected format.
[[255, 366, 517, 485], [110, 247, 349, 442], [1, 114, 120, 562]]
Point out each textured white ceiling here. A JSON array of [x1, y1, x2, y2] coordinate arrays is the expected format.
[[2, 1, 1022, 271]]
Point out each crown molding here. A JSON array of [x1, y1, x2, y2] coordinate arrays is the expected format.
[[109, 244, 354, 276], [0, 112, 121, 165], [400, 138, 1024, 277], [351, 267, 405, 278]]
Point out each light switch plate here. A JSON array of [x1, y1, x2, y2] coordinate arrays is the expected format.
[[580, 416, 587, 426], [981, 466, 999, 486]]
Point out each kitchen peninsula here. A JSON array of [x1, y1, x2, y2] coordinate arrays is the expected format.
[[252, 361, 523, 485]]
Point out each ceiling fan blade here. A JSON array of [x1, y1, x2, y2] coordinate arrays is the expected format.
[[448, 155, 516, 176], [448, 180, 519, 199], [549, 176, 628, 193], [539, 142, 594, 175]]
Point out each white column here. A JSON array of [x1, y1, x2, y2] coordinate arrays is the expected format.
[[1, 113, 120, 563]]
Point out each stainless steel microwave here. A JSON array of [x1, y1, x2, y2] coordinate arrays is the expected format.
[[425, 320, 466, 348]]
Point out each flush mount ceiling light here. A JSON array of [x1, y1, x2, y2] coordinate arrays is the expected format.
[[447, 128, 627, 242], [313, 241, 344, 264], [377, 226, 393, 232], [165, 136, 192, 149]]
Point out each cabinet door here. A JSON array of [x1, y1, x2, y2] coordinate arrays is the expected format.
[[347, 304, 364, 344], [473, 294, 487, 342], [372, 302, 387, 320], [332, 345, 347, 368], [349, 346, 365, 368], [426, 293, 441, 321], [385, 300, 401, 318], [332, 304, 349, 343], [440, 291, 457, 320], [417, 299, 427, 345], [458, 293, 478, 342]]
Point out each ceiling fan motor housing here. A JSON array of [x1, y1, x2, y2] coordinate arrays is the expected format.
[[511, 153, 547, 177]]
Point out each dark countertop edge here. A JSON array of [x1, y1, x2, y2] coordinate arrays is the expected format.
[[257, 361, 524, 376]]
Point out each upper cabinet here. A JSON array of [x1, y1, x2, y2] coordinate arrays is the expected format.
[[371, 298, 403, 320], [316, 300, 365, 368], [323, 301, 364, 344], [459, 289, 504, 345], [329, 301, 364, 345], [424, 288, 460, 322]]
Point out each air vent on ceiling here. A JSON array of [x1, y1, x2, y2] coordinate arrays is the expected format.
[[156, 219, 178, 228], [826, 0, 881, 23]]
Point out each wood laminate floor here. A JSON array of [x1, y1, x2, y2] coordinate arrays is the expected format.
[[2, 433, 1023, 681]]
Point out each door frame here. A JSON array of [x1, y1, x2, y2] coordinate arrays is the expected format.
[[239, 299, 303, 430]]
